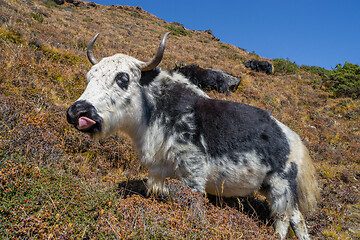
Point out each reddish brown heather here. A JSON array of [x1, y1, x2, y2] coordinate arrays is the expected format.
[[0, 0, 359, 239]]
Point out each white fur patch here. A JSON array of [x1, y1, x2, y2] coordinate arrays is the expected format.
[[272, 117, 309, 184], [205, 150, 270, 197], [266, 174, 292, 215], [272, 117, 304, 164]]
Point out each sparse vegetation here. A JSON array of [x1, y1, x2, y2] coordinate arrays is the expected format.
[[326, 62, 360, 99], [82, 18, 92, 22], [165, 23, 190, 37], [301, 63, 360, 99], [31, 12, 45, 23], [129, 12, 141, 18], [0, 28, 23, 44], [301, 65, 331, 78], [43, 0, 59, 9], [220, 44, 230, 49], [227, 53, 244, 61], [273, 58, 299, 74], [0, 0, 359, 239], [249, 51, 260, 59]]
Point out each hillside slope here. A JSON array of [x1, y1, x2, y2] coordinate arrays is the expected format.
[[0, 0, 359, 239]]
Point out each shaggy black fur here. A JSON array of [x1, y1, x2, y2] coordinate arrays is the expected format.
[[146, 77, 290, 173], [172, 64, 230, 94], [194, 97, 290, 173], [245, 59, 274, 75], [140, 68, 161, 86]]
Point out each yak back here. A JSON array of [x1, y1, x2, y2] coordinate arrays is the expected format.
[[172, 64, 230, 94], [245, 59, 274, 75], [194, 98, 290, 173]]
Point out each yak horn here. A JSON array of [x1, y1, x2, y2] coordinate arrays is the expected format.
[[141, 32, 170, 72], [87, 33, 99, 65]]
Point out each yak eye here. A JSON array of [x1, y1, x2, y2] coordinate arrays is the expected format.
[[115, 72, 130, 90]]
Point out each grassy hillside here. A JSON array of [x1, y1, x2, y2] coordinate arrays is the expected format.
[[0, 0, 359, 239]]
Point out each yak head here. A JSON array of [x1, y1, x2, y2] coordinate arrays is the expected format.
[[66, 32, 170, 139]]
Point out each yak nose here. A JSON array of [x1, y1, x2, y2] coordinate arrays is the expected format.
[[67, 100, 90, 124], [66, 100, 103, 133], [66, 100, 98, 122]]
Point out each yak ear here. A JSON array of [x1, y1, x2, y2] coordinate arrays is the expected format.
[[139, 68, 161, 86]]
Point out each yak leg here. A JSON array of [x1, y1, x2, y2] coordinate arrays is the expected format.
[[263, 173, 299, 240], [274, 216, 290, 240], [147, 165, 175, 196], [274, 209, 311, 240], [290, 208, 311, 240], [274, 207, 310, 240], [175, 152, 207, 194]]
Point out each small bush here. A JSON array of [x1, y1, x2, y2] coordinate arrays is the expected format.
[[43, 0, 59, 8], [129, 12, 141, 18], [227, 54, 244, 61], [82, 18, 93, 23], [0, 28, 22, 44], [249, 51, 259, 59], [76, 41, 87, 51], [273, 58, 299, 74], [301, 65, 331, 78], [220, 44, 230, 49], [326, 62, 360, 99], [31, 12, 44, 23], [166, 24, 190, 37]]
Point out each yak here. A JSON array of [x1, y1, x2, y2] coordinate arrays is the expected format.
[[245, 59, 274, 75], [67, 32, 319, 240], [172, 63, 230, 94]]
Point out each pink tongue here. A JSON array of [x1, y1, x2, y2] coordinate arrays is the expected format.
[[78, 116, 96, 130]]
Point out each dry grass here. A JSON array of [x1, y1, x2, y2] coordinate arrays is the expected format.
[[0, 0, 359, 239]]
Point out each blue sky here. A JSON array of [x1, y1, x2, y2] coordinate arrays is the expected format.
[[93, 0, 360, 70]]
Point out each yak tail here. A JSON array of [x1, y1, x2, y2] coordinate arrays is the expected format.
[[296, 143, 320, 214], [271, 64, 275, 75]]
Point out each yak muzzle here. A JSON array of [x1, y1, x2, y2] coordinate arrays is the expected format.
[[66, 100, 103, 134]]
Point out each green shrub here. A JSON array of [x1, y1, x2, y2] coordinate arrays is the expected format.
[[0, 29, 22, 44], [77, 41, 87, 51], [165, 24, 190, 37], [227, 54, 243, 61], [220, 44, 230, 49], [129, 12, 142, 18], [43, 0, 59, 8], [326, 62, 360, 99], [249, 51, 259, 59], [31, 12, 44, 23], [301, 65, 331, 78], [82, 18, 92, 22], [273, 58, 299, 74]]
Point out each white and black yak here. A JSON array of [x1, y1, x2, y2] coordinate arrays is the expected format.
[[67, 32, 319, 240]]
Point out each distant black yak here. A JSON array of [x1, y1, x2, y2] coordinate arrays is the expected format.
[[209, 68, 241, 91], [245, 59, 274, 75], [172, 64, 235, 94]]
